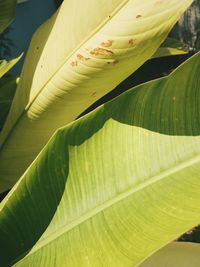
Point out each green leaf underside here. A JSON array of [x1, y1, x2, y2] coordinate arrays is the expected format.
[[0, 77, 18, 130], [152, 37, 189, 58], [0, 54, 23, 78], [161, 37, 188, 49], [0, 51, 200, 266], [0, 0, 193, 192], [140, 242, 200, 267], [152, 47, 187, 58], [0, 0, 17, 33]]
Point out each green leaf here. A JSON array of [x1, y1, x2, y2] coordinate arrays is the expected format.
[[0, 0, 17, 33], [140, 242, 200, 267], [152, 47, 187, 58], [152, 37, 189, 58], [0, 51, 200, 266], [161, 37, 188, 49], [0, 0, 193, 192], [0, 76, 18, 130], [0, 54, 23, 78]]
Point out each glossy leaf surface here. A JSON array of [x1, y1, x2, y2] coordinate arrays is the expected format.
[[0, 51, 200, 266], [0, 0, 193, 191]]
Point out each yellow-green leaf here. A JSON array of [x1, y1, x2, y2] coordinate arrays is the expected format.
[[0, 51, 200, 267], [0, 76, 18, 130], [153, 47, 187, 58], [0, 0, 17, 33], [140, 242, 200, 267], [0, 0, 193, 192], [0, 54, 23, 78], [152, 37, 189, 58]]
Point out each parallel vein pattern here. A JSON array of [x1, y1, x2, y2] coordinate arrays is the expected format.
[[0, 0, 17, 33], [0, 51, 200, 267], [0, 0, 193, 192]]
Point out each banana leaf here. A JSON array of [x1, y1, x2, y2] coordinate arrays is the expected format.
[[0, 0, 193, 192], [0, 50, 200, 267]]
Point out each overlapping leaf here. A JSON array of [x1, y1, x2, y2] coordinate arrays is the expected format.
[[0, 0, 193, 192], [0, 54, 23, 78], [140, 242, 200, 267], [0, 51, 200, 266], [153, 37, 189, 58], [0, 0, 17, 33], [0, 77, 18, 130]]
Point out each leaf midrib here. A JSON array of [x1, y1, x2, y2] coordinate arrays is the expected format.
[[0, 0, 129, 149], [0, 0, 184, 149], [14, 152, 200, 264]]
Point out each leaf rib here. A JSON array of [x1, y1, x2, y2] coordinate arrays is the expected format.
[[14, 151, 200, 263]]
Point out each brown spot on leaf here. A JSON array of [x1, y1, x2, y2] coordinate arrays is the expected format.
[[77, 54, 84, 60], [90, 48, 114, 57], [156, 0, 164, 4], [128, 39, 136, 46], [70, 61, 78, 67], [101, 40, 113, 48], [113, 59, 119, 64], [77, 54, 90, 61], [136, 14, 142, 19]]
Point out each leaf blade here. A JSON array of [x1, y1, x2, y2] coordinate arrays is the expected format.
[[0, 0, 17, 33], [0, 54, 23, 78], [0, 76, 18, 129], [140, 242, 200, 267], [152, 37, 189, 58], [0, 51, 200, 267], [0, 0, 193, 192]]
